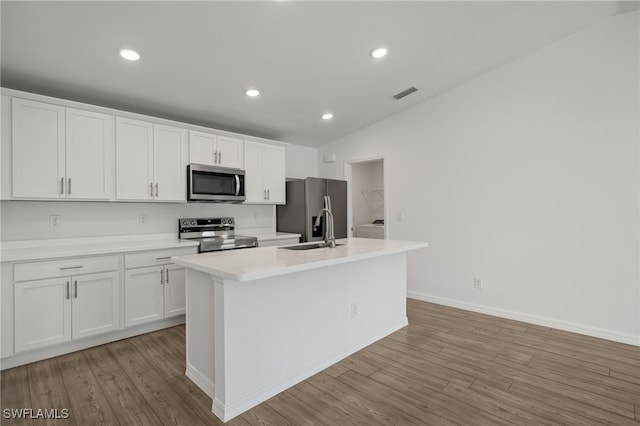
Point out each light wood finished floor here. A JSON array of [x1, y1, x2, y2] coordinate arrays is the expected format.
[[2, 299, 639, 425]]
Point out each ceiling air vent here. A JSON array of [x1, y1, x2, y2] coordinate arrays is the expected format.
[[392, 86, 418, 100]]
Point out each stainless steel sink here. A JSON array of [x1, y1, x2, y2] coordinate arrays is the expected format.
[[279, 242, 345, 251]]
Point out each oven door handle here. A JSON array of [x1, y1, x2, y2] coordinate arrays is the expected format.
[[235, 174, 240, 196]]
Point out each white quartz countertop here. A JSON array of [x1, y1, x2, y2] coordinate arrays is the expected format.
[[1, 234, 200, 262], [172, 237, 428, 282]]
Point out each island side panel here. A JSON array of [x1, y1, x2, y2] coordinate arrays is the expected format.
[[185, 268, 216, 398], [217, 252, 408, 421]]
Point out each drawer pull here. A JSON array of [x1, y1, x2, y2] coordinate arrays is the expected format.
[[155, 257, 171, 261], [74, 280, 78, 299], [66, 282, 70, 300], [59, 265, 83, 270]]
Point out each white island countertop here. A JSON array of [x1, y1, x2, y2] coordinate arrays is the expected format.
[[172, 237, 428, 282]]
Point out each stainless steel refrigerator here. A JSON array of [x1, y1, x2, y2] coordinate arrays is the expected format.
[[276, 177, 347, 242]]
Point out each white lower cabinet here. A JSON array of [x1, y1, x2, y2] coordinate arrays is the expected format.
[[14, 270, 118, 353], [164, 264, 186, 317], [124, 266, 164, 327], [124, 249, 192, 327]]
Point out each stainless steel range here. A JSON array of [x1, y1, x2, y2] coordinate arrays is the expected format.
[[179, 217, 258, 252]]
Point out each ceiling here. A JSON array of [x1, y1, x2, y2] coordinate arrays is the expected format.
[[1, 1, 635, 147]]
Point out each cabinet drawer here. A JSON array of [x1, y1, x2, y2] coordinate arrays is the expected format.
[[14, 255, 119, 282], [124, 246, 197, 269]]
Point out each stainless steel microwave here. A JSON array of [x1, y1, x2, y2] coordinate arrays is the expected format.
[[187, 164, 246, 203]]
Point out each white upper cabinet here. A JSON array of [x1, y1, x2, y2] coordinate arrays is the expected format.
[[12, 98, 113, 200], [116, 118, 154, 200], [66, 108, 114, 199], [217, 136, 244, 169], [116, 117, 187, 202], [189, 130, 243, 169], [244, 141, 285, 204], [154, 124, 187, 201]]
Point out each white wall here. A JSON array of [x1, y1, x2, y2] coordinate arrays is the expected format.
[[0, 201, 275, 241], [318, 12, 640, 344]]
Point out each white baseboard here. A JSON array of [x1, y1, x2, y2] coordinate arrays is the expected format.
[[214, 318, 408, 422], [407, 291, 639, 347], [186, 364, 215, 399]]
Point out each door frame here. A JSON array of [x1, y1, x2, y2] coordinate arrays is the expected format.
[[343, 155, 388, 239]]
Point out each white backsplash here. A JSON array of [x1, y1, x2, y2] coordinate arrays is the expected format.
[[0, 201, 276, 241]]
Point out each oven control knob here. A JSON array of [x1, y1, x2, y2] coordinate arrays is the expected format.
[[190, 220, 197, 226], [181, 220, 189, 227]]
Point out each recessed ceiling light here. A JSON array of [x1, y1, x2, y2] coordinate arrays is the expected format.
[[322, 113, 334, 120], [371, 47, 388, 59], [119, 49, 140, 61], [245, 88, 260, 97]]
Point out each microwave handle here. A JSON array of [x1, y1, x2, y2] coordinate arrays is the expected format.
[[235, 174, 240, 196]]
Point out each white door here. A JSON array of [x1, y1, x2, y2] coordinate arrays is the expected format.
[[66, 108, 114, 200], [14, 277, 71, 352], [154, 124, 187, 202], [116, 117, 153, 200], [164, 264, 186, 317], [12, 98, 65, 199], [243, 141, 265, 203], [189, 130, 216, 166], [124, 266, 164, 327], [264, 144, 286, 204], [217, 136, 243, 169], [71, 271, 119, 339]]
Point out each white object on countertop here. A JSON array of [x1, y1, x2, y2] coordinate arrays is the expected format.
[[355, 224, 384, 239], [172, 237, 427, 282]]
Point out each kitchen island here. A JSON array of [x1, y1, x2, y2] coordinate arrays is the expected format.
[[172, 237, 428, 422]]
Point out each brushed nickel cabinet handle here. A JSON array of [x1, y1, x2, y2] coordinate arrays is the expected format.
[[68, 178, 71, 195], [150, 182, 154, 197], [74, 280, 78, 299], [155, 183, 159, 197], [267, 189, 270, 200], [66, 282, 70, 300], [59, 265, 83, 270], [166, 268, 169, 284], [60, 177, 65, 195]]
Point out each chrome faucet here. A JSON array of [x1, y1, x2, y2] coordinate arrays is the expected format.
[[314, 196, 336, 248]]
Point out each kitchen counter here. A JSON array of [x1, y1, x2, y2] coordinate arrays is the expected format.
[[172, 237, 427, 281], [0, 233, 200, 262], [174, 237, 427, 422]]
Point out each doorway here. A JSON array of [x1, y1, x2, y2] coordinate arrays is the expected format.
[[344, 157, 386, 239]]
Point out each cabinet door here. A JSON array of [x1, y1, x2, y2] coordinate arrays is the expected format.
[[154, 124, 187, 201], [164, 264, 186, 317], [116, 117, 153, 200], [12, 98, 65, 199], [243, 141, 265, 203], [66, 108, 114, 200], [217, 136, 243, 169], [71, 271, 119, 339], [15, 277, 71, 352], [124, 266, 164, 327], [264, 144, 286, 204], [189, 130, 216, 166]]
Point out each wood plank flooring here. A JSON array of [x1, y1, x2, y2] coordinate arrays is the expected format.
[[2, 299, 639, 425]]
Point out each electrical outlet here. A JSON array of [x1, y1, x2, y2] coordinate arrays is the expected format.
[[473, 277, 482, 290], [139, 214, 147, 225], [350, 302, 358, 318], [50, 215, 61, 228]]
